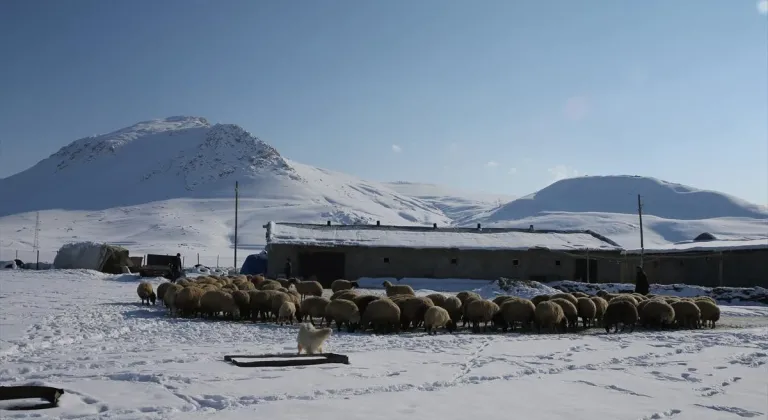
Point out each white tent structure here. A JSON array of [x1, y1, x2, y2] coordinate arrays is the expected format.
[[53, 241, 133, 274]]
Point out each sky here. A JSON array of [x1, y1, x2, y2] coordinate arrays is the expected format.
[[1, 0, 767, 205]]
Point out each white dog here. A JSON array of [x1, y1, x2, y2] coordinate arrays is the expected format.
[[297, 322, 333, 355]]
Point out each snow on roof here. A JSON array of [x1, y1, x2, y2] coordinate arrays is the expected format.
[[629, 238, 768, 254], [264, 222, 623, 252]]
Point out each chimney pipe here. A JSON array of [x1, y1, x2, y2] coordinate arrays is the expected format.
[[433, 223, 437, 229], [327, 220, 331, 226], [477, 223, 481, 230], [376, 220, 380, 226]]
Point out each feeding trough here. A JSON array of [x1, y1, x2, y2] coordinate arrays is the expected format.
[[224, 353, 350, 368], [0, 385, 64, 411]]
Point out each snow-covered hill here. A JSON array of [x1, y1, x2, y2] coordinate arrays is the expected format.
[[384, 181, 514, 222], [468, 176, 768, 249], [1, 117, 766, 264], [0, 117, 449, 263]]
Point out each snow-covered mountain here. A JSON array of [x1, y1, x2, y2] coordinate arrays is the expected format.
[[0, 117, 449, 262], [468, 176, 768, 249], [1, 116, 766, 263], [384, 181, 514, 222]]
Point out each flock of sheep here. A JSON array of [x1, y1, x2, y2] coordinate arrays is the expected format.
[[135, 275, 722, 335]]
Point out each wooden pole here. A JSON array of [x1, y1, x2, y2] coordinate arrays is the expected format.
[[234, 181, 239, 270], [637, 194, 645, 268]]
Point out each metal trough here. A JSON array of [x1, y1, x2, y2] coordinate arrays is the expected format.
[[224, 353, 350, 367], [0, 385, 64, 410]]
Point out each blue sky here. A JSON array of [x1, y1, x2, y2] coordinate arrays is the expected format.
[[1, 0, 767, 205]]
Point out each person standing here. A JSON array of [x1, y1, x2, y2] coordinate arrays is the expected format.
[[284, 257, 293, 279], [170, 253, 183, 282], [634, 265, 649, 295]]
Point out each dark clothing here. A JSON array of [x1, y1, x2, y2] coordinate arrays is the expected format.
[[634, 268, 650, 295], [284, 261, 292, 278], [169, 256, 183, 282]]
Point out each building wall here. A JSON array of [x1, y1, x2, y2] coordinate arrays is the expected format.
[[267, 244, 623, 283], [620, 249, 768, 288]]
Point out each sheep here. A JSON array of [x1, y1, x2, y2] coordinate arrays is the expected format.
[[456, 291, 481, 304], [297, 323, 333, 355], [550, 298, 579, 330], [331, 279, 360, 293], [278, 301, 297, 325], [694, 296, 717, 305], [353, 294, 380, 317], [249, 290, 280, 322], [250, 275, 266, 287], [426, 293, 447, 308], [465, 299, 499, 333], [571, 291, 590, 299], [424, 306, 455, 334], [324, 299, 361, 332], [461, 295, 481, 328], [499, 298, 536, 332], [531, 294, 550, 306], [610, 294, 639, 306], [396, 296, 435, 330], [232, 289, 251, 320], [534, 301, 566, 333], [301, 296, 331, 325], [551, 293, 579, 307], [270, 292, 294, 322], [639, 299, 675, 329], [590, 296, 608, 325], [493, 295, 518, 307], [381, 280, 415, 297], [175, 286, 205, 317], [360, 298, 401, 333], [290, 279, 324, 298], [439, 295, 463, 323], [331, 290, 359, 301], [137, 282, 156, 306], [259, 280, 282, 291], [276, 278, 294, 289], [695, 300, 720, 328], [237, 281, 256, 291], [603, 300, 639, 333], [576, 297, 597, 328], [156, 282, 172, 305], [671, 300, 702, 329], [163, 283, 184, 316], [200, 289, 240, 319]]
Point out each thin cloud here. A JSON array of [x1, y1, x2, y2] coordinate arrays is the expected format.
[[391, 144, 402, 153], [485, 161, 499, 168], [447, 142, 459, 153], [564, 96, 590, 121], [548, 165, 579, 181], [508, 168, 518, 175], [758, 0, 768, 14]]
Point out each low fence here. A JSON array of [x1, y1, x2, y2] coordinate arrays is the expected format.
[[0, 248, 259, 271]]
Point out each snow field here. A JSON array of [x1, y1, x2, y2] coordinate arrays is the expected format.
[[0, 269, 766, 419]]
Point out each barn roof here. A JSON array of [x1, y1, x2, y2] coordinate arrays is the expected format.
[[264, 222, 623, 252], [627, 237, 768, 254]]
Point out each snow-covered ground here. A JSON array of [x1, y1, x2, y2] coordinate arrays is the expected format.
[[1, 269, 767, 419]]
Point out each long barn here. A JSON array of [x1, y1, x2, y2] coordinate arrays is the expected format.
[[262, 221, 625, 287]]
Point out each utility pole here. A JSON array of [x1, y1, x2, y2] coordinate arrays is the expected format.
[[234, 181, 239, 270], [637, 194, 644, 268], [33, 212, 40, 269]]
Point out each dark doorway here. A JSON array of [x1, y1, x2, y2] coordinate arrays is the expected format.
[[574, 258, 598, 283], [298, 251, 346, 288]]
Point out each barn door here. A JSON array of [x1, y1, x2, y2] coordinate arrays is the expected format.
[[298, 251, 346, 288]]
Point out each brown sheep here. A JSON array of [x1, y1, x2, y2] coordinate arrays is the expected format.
[[534, 301, 566, 333], [175, 286, 205, 317], [396, 296, 435, 330], [461, 295, 481, 328], [163, 283, 184, 316], [610, 294, 639, 306], [492, 295, 518, 307], [137, 282, 156, 306], [276, 278, 294, 289], [550, 298, 579, 330], [331, 279, 359, 293], [248, 290, 280, 322], [439, 295, 463, 323], [531, 294, 550, 306], [300, 296, 331, 325], [382, 280, 415, 297], [200, 290, 240, 319], [456, 291, 481, 304], [671, 300, 701, 329], [426, 293, 447, 308], [324, 299, 361, 332], [576, 297, 597, 328], [603, 300, 639, 333], [290, 279, 324, 298], [331, 290, 359, 301], [424, 306, 455, 334], [278, 302, 297, 325], [694, 296, 717, 305], [259, 280, 282, 291], [156, 282, 172, 305], [499, 298, 536, 332], [639, 299, 675, 329], [551, 293, 579, 307], [590, 296, 608, 325], [270, 292, 294, 322], [353, 294, 380, 317], [360, 298, 401, 333], [571, 291, 590, 299], [695, 300, 720, 328], [232, 290, 251, 320], [465, 299, 499, 333]]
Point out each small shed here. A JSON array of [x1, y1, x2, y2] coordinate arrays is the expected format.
[[53, 242, 134, 274], [240, 252, 268, 275]]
